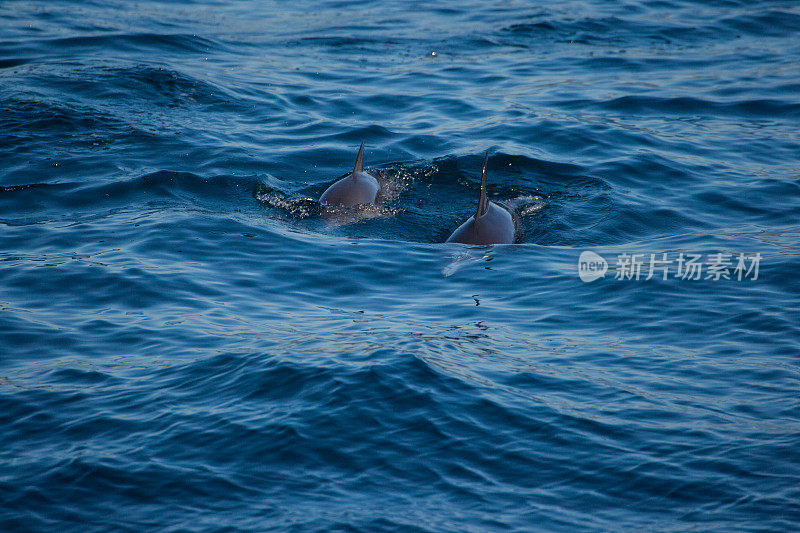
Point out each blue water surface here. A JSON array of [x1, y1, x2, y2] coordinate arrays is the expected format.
[[2, 1, 800, 531]]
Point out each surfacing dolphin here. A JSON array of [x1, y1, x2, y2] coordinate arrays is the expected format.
[[446, 152, 516, 245], [319, 142, 380, 207]]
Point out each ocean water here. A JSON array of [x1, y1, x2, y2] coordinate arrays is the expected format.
[[2, 0, 800, 530]]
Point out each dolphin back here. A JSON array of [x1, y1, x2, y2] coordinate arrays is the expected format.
[[446, 151, 516, 244], [446, 202, 515, 244], [319, 141, 379, 207]]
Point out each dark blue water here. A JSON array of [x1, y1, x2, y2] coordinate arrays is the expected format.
[[2, 1, 800, 530]]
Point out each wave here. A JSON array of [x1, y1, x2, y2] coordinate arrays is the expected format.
[[0, 171, 262, 225], [0, 32, 223, 58], [499, 8, 800, 48], [562, 95, 800, 119]]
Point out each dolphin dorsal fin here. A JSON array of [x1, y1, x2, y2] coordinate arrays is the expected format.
[[475, 151, 489, 220], [352, 141, 365, 180]]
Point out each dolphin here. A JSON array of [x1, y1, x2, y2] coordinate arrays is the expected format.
[[446, 152, 516, 245], [319, 142, 380, 207]]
